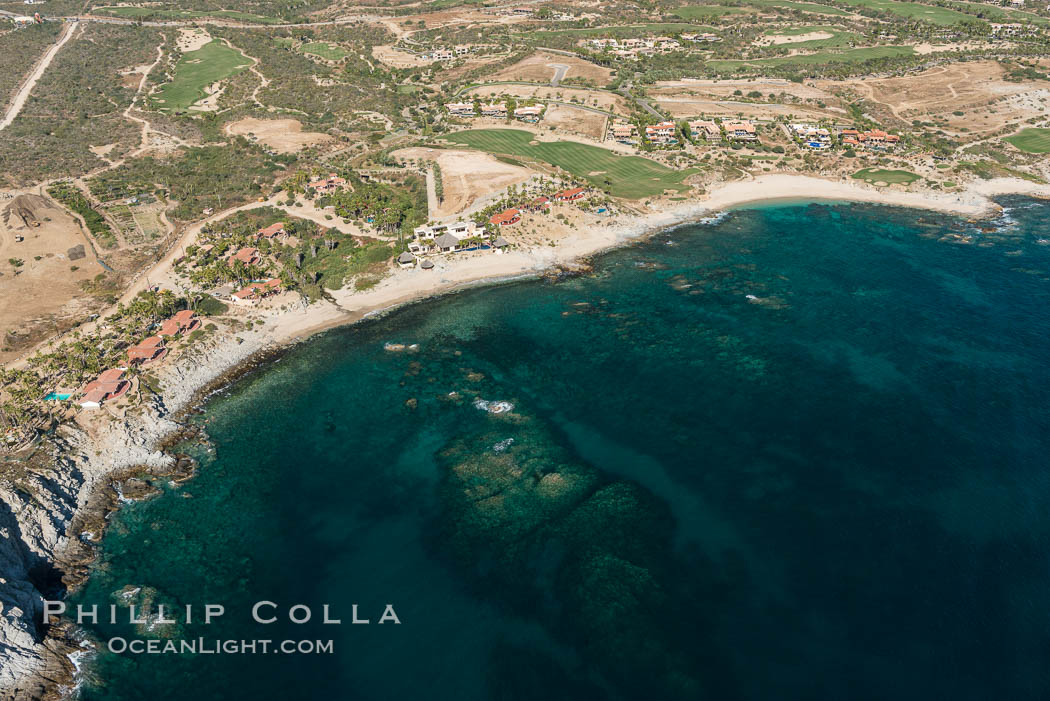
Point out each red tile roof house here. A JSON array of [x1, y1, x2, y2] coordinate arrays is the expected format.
[[127, 336, 168, 365], [79, 368, 131, 409], [256, 222, 286, 239], [307, 174, 348, 194], [526, 196, 550, 212], [489, 208, 521, 227], [227, 247, 261, 266], [231, 278, 282, 306], [554, 187, 587, 202], [159, 309, 201, 337]]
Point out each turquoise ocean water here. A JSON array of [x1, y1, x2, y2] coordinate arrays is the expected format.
[[70, 200, 1050, 699]]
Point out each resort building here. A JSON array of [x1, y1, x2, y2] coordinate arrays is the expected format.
[[489, 208, 521, 227], [127, 336, 167, 365], [646, 121, 678, 144], [256, 222, 286, 239], [689, 119, 721, 141], [158, 309, 201, 337], [723, 121, 758, 142], [446, 102, 475, 117], [397, 251, 417, 268], [555, 187, 588, 202], [79, 368, 130, 409], [308, 174, 349, 194], [227, 247, 261, 267], [514, 105, 544, 123], [429, 49, 455, 62]]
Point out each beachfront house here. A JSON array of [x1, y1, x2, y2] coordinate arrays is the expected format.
[[231, 278, 282, 306], [689, 119, 721, 142], [158, 309, 201, 337], [127, 336, 167, 365], [434, 232, 464, 253], [397, 251, 417, 268], [78, 368, 130, 409]]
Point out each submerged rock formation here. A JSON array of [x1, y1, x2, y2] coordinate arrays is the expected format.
[[435, 410, 708, 698]]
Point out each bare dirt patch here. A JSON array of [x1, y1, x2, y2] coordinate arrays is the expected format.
[[371, 45, 431, 69], [176, 28, 211, 53], [465, 84, 628, 115], [825, 61, 1047, 135], [541, 104, 607, 141], [490, 51, 612, 85], [393, 147, 535, 218], [225, 118, 331, 153], [755, 31, 834, 46], [0, 191, 110, 363]]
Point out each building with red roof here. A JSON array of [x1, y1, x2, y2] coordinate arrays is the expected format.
[[526, 196, 550, 212], [489, 208, 521, 227], [307, 174, 348, 194], [127, 336, 167, 364], [227, 247, 261, 266], [159, 310, 201, 337], [554, 187, 587, 202], [230, 278, 283, 306], [256, 222, 286, 239], [79, 369, 130, 408]]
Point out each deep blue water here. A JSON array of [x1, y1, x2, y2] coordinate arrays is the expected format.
[[70, 200, 1050, 700]]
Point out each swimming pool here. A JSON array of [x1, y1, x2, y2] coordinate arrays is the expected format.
[[44, 392, 72, 401]]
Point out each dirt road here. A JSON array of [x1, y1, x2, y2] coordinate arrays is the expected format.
[[0, 20, 78, 132]]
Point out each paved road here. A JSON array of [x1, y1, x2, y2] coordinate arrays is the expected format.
[[548, 63, 569, 87], [0, 20, 78, 132]]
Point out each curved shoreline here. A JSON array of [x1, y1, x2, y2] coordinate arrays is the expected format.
[[4, 175, 1049, 697]]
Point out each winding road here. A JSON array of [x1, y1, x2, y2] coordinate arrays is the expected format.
[[0, 20, 78, 132]]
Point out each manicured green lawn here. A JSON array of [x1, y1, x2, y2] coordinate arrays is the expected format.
[[743, 0, 853, 17], [762, 25, 859, 49], [152, 40, 252, 112], [301, 42, 349, 61], [852, 168, 921, 185], [444, 129, 696, 199], [532, 23, 713, 39], [708, 45, 913, 69], [672, 5, 750, 18], [1004, 128, 1050, 154], [94, 6, 281, 23], [835, 0, 979, 25]]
